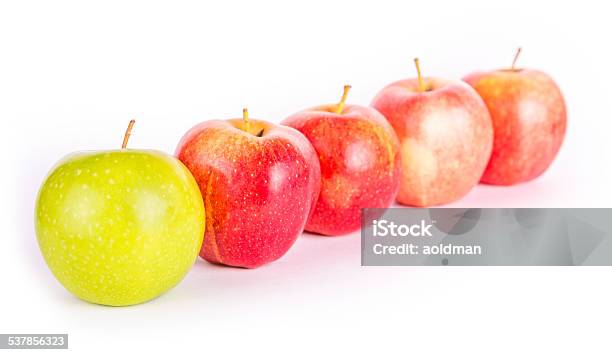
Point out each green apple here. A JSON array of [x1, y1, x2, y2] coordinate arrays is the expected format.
[[35, 121, 205, 306]]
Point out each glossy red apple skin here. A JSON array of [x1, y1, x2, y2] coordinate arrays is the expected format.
[[371, 78, 493, 206], [463, 69, 567, 185], [176, 119, 320, 268], [282, 104, 401, 236]]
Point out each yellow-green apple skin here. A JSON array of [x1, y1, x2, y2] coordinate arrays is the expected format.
[[35, 150, 205, 306]]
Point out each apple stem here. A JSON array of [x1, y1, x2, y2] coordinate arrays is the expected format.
[[414, 58, 425, 92], [121, 119, 135, 149], [511, 47, 522, 70], [242, 108, 250, 132], [335, 85, 351, 114]]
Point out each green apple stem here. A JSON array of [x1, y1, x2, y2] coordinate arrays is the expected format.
[[334, 85, 351, 114], [242, 108, 250, 133], [511, 47, 522, 70], [414, 58, 425, 92], [121, 119, 135, 149]]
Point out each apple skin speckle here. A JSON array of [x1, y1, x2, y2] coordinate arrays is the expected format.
[[35, 150, 205, 306], [176, 118, 321, 269]]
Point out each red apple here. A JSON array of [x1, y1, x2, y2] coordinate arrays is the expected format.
[[282, 86, 401, 236], [176, 109, 321, 268], [371, 59, 493, 206], [463, 48, 567, 185]]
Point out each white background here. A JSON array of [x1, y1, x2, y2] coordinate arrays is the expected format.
[[1, 0, 611, 354]]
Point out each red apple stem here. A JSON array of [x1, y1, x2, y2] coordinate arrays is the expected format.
[[511, 47, 522, 70], [242, 108, 250, 132], [335, 85, 351, 114], [121, 119, 135, 149], [414, 58, 425, 92]]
